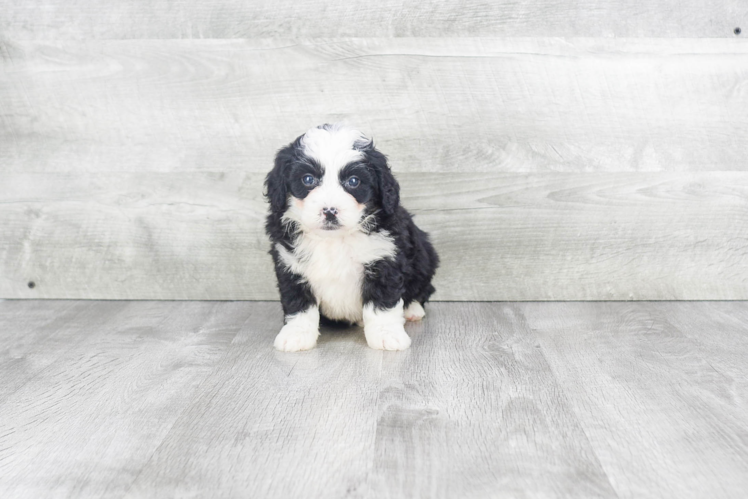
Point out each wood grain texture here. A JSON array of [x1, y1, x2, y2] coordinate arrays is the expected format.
[[130, 302, 617, 497], [662, 302, 748, 401], [2, 300, 748, 497], [1, 171, 746, 300], [2, 38, 747, 174], [365, 302, 615, 497], [0, 300, 247, 497], [518, 301, 748, 497], [125, 302, 383, 498], [0, 0, 745, 39], [0, 300, 128, 402]]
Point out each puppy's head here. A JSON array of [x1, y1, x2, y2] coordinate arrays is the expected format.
[[265, 123, 400, 236]]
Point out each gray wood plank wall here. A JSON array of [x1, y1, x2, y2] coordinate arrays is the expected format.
[[1, 0, 745, 39], [2, 172, 747, 300], [1, 4, 747, 300]]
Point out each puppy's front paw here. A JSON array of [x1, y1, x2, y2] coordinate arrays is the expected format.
[[365, 324, 411, 351], [274, 323, 319, 352], [404, 301, 425, 322]]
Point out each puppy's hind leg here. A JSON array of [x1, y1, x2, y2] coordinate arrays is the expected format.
[[404, 301, 425, 322]]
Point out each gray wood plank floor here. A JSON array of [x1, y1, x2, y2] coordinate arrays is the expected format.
[[1, 301, 747, 497]]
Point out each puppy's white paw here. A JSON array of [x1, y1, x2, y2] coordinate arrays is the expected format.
[[365, 324, 411, 351], [404, 301, 425, 322], [274, 323, 319, 352]]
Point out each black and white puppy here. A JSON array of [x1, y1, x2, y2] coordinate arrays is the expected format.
[[264, 123, 439, 351]]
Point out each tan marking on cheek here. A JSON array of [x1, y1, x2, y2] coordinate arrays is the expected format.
[[294, 197, 304, 209]]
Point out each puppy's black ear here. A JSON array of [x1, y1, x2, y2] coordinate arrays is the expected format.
[[265, 145, 294, 214], [367, 147, 400, 216]]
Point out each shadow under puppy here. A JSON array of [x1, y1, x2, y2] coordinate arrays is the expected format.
[[264, 123, 439, 351]]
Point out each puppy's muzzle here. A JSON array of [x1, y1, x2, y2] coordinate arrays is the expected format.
[[322, 207, 340, 229], [322, 207, 338, 220]]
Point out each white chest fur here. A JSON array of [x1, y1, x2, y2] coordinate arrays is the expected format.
[[276, 231, 396, 323]]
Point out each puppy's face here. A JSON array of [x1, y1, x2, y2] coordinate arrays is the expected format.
[[286, 156, 375, 233], [266, 124, 399, 236]]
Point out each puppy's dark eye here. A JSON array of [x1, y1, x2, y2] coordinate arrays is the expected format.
[[302, 174, 316, 186], [345, 176, 360, 189]]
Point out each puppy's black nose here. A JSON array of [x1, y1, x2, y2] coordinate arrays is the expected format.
[[322, 207, 338, 221]]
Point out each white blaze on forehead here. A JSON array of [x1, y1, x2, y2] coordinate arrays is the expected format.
[[301, 124, 368, 176]]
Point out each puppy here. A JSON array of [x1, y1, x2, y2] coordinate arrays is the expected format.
[[264, 123, 439, 351]]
